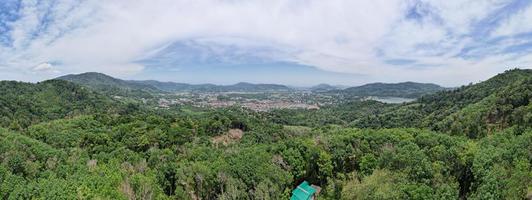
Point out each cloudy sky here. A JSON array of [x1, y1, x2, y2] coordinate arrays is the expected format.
[[0, 0, 531, 86]]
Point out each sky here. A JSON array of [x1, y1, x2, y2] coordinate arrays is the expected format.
[[0, 0, 532, 86]]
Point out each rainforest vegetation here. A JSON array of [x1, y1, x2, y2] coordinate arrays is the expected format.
[[0, 69, 531, 199]]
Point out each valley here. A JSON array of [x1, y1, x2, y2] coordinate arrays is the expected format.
[[2, 1, 532, 199], [0, 69, 530, 199], [58, 72, 443, 111]]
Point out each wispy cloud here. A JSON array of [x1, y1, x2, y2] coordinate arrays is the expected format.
[[0, 0, 531, 85]]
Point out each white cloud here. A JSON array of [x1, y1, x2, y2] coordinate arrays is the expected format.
[[32, 62, 53, 71], [493, 5, 532, 37], [32, 62, 59, 73], [0, 0, 531, 85]]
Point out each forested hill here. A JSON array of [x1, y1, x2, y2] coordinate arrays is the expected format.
[[339, 81, 446, 98], [56, 72, 161, 92], [228, 82, 292, 92], [310, 83, 341, 92], [57, 72, 446, 95], [58, 72, 292, 93], [0, 80, 129, 129], [132, 80, 292, 92], [354, 69, 532, 138]]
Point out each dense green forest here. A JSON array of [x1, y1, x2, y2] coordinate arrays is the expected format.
[[0, 69, 531, 199], [337, 82, 446, 98]]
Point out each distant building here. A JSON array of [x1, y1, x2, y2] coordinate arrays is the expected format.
[[290, 181, 321, 200], [158, 98, 171, 108]]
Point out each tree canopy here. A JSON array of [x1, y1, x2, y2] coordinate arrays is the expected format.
[[0, 69, 530, 199]]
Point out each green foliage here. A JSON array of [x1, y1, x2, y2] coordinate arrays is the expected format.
[[341, 81, 445, 98], [354, 69, 532, 138], [0, 69, 531, 199], [341, 169, 405, 200], [268, 100, 393, 127], [56, 72, 162, 95], [0, 80, 121, 129]]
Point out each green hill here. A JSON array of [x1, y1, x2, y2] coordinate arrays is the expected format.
[[129, 80, 215, 92], [310, 83, 341, 92], [0, 80, 122, 129], [354, 69, 532, 138], [56, 72, 160, 92], [58, 72, 292, 93], [340, 82, 446, 98], [131, 80, 292, 92]]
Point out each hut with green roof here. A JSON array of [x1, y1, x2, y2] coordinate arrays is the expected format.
[[290, 181, 321, 200]]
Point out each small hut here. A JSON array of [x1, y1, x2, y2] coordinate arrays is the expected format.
[[290, 181, 321, 200]]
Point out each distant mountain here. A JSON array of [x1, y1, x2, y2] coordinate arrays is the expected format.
[[340, 82, 446, 98], [310, 83, 340, 92], [56, 72, 161, 92], [132, 80, 292, 92], [225, 82, 291, 92], [130, 80, 216, 92], [57, 72, 292, 93], [56, 72, 451, 96]]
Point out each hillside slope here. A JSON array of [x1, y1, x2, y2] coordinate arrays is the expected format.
[[58, 72, 292, 93], [57, 72, 160, 92], [0, 80, 122, 129], [341, 82, 446, 98], [354, 69, 532, 138], [310, 83, 340, 92]]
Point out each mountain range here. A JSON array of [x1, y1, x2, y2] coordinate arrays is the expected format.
[[56, 72, 446, 98], [3, 69, 529, 135], [57, 72, 292, 93]]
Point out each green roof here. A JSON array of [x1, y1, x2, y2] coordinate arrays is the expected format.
[[290, 181, 317, 200]]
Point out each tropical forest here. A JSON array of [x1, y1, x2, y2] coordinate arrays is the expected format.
[[0, 69, 530, 199]]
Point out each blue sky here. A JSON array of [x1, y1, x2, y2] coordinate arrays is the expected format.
[[0, 0, 531, 86]]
